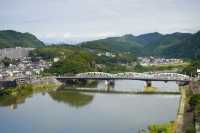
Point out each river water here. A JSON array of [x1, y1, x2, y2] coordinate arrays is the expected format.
[[0, 80, 180, 133]]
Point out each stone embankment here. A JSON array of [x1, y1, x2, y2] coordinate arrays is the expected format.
[[31, 76, 62, 86], [175, 88, 186, 133]]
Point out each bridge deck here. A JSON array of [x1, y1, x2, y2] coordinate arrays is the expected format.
[[56, 72, 192, 82]]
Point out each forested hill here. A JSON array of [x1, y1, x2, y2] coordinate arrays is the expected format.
[[1, 29, 200, 58], [80, 31, 200, 58], [0, 30, 45, 48], [80, 34, 143, 55], [136, 32, 192, 56], [162, 31, 200, 58]]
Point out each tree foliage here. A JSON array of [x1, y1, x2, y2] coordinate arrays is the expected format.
[[30, 45, 96, 74], [182, 59, 200, 76]]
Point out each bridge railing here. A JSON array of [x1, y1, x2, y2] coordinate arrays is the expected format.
[[73, 72, 192, 81]]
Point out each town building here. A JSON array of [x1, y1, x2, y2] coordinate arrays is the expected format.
[[0, 47, 34, 59], [197, 69, 200, 78]]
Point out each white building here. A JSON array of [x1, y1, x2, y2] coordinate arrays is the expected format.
[[0, 74, 3, 80], [53, 57, 60, 62], [0, 47, 34, 59], [197, 69, 200, 78]]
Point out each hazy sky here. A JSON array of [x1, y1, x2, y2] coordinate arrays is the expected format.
[[0, 0, 200, 43]]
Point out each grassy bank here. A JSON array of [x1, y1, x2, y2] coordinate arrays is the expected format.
[[0, 85, 34, 108], [0, 82, 61, 97], [0, 85, 33, 96], [0, 82, 61, 108], [32, 83, 61, 93], [144, 86, 158, 92], [148, 121, 175, 133]]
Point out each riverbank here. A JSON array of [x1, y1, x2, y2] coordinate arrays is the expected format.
[[144, 86, 158, 92], [148, 121, 175, 133], [0, 77, 62, 109], [187, 81, 200, 133], [0, 77, 62, 97], [0, 83, 60, 97], [175, 86, 186, 133], [174, 81, 200, 133]]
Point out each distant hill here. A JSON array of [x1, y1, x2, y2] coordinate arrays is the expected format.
[[162, 31, 200, 58], [80, 31, 198, 58], [135, 32, 163, 46], [80, 34, 143, 55], [2, 29, 199, 58], [138, 32, 192, 56], [0, 30, 45, 48]]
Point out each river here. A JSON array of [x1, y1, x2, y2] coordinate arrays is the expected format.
[[0, 80, 180, 133]]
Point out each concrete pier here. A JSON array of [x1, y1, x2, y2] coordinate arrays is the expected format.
[[105, 80, 115, 91], [146, 80, 152, 87]]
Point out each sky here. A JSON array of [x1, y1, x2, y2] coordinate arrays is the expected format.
[[0, 0, 200, 43]]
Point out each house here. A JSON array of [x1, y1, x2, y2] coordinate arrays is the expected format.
[[53, 57, 60, 62], [197, 69, 200, 78]]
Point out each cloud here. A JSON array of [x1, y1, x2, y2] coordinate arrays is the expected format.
[[0, 0, 200, 43], [44, 32, 116, 39]]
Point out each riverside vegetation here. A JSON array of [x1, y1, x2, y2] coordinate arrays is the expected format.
[[148, 121, 175, 133], [0, 82, 61, 102]]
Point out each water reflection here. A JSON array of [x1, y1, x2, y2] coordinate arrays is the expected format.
[[0, 87, 95, 110], [0, 80, 179, 111], [0, 80, 180, 133], [0, 85, 56, 110], [0, 89, 33, 110], [48, 91, 94, 108], [0, 96, 26, 110]]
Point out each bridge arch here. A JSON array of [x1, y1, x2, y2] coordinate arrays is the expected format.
[[72, 72, 191, 81], [76, 72, 114, 79]]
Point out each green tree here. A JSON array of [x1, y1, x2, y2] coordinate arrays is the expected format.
[[1, 57, 12, 67]]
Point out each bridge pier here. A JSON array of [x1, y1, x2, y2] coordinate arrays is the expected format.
[[146, 80, 152, 87], [105, 80, 115, 91]]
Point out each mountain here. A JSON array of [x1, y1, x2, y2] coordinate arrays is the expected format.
[[0, 30, 45, 48], [2, 29, 199, 58], [80, 34, 143, 55], [80, 31, 196, 58], [162, 31, 200, 58], [135, 32, 163, 46], [139, 32, 192, 56]]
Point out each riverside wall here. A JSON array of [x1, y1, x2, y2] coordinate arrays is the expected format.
[[175, 88, 186, 133]]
